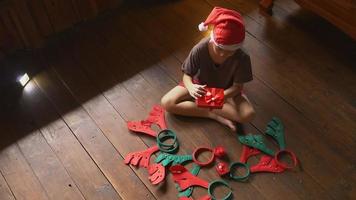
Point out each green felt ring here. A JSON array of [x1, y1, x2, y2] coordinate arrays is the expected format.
[[158, 134, 176, 148], [229, 162, 250, 181], [157, 136, 179, 153], [157, 129, 177, 147], [156, 129, 179, 153], [208, 180, 232, 200]]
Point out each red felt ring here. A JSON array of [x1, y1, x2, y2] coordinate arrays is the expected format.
[[275, 150, 298, 169], [192, 147, 215, 167]]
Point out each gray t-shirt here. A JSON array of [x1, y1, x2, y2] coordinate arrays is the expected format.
[[182, 37, 253, 89]]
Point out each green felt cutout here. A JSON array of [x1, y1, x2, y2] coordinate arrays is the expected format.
[[238, 134, 275, 156], [265, 117, 286, 150], [155, 153, 193, 167]]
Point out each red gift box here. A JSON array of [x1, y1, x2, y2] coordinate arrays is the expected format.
[[196, 87, 224, 109]]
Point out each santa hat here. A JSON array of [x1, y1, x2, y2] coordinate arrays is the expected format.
[[198, 7, 245, 51]]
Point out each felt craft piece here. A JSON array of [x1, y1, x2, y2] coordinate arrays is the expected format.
[[192, 147, 215, 166], [148, 163, 166, 185], [200, 196, 212, 200], [127, 120, 157, 137], [156, 153, 193, 167], [179, 197, 192, 200], [265, 117, 286, 150], [238, 134, 275, 156], [192, 146, 227, 167], [229, 162, 250, 181], [275, 150, 298, 169], [156, 129, 179, 153], [250, 155, 285, 173], [170, 165, 209, 191], [208, 180, 232, 200], [177, 164, 201, 197], [124, 145, 159, 168], [215, 161, 230, 176], [157, 129, 177, 147], [239, 145, 261, 163], [179, 195, 212, 200], [196, 87, 224, 109], [126, 105, 167, 137], [146, 105, 168, 130]]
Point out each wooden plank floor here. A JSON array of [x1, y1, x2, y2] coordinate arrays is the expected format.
[[0, 0, 355, 199]]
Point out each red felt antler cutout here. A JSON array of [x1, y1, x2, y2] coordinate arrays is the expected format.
[[170, 165, 209, 191], [146, 105, 167, 130], [127, 120, 157, 137], [250, 155, 285, 173], [148, 163, 166, 185], [239, 145, 261, 163], [127, 105, 167, 137], [124, 146, 159, 168], [179, 195, 211, 200]]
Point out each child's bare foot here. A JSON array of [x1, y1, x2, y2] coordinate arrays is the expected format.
[[215, 115, 236, 132]]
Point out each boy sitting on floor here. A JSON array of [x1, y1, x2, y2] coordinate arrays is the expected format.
[[161, 7, 255, 131]]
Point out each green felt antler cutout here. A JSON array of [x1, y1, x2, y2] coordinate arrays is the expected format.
[[155, 153, 193, 167], [265, 117, 286, 150], [238, 134, 275, 156]]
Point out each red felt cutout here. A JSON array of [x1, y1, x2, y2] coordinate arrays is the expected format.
[[192, 147, 215, 167], [146, 105, 167, 130], [124, 145, 159, 168], [198, 195, 212, 200], [250, 155, 286, 173], [179, 195, 211, 200], [127, 120, 157, 137], [239, 145, 261, 163], [170, 165, 209, 190], [275, 150, 298, 169], [179, 197, 192, 200], [127, 105, 167, 137], [148, 163, 166, 185]]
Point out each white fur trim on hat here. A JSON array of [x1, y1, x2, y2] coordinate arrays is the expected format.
[[210, 32, 243, 51], [198, 22, 208, 31]]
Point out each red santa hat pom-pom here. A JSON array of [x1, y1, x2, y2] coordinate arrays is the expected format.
[[213, 146, 226, 158]]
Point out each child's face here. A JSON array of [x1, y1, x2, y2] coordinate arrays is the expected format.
[[212, 43, 236, 60]]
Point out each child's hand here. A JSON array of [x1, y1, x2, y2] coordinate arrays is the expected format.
[[188, 84, 206, 99]]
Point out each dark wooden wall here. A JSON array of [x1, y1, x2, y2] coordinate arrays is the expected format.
[[0, 0, 122, 58]]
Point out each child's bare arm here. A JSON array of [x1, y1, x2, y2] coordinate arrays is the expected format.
[[224, 83, 243, 99], [183, 73, 206, 99], [182, 73, 194, 90]]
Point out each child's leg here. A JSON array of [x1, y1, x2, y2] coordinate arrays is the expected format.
[[161, 86, 239, 130], [212, 93, 256, 123], [161, 86, 213, 117]]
